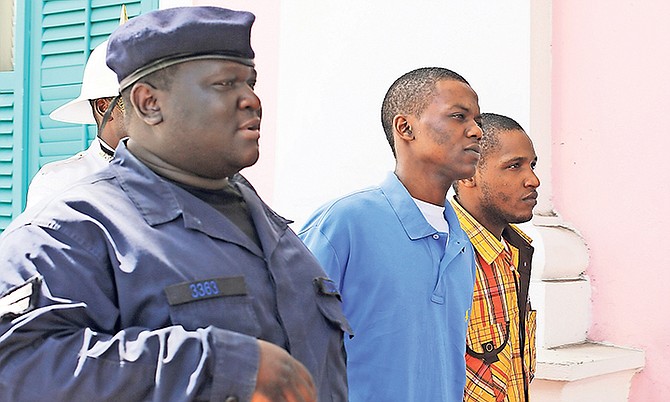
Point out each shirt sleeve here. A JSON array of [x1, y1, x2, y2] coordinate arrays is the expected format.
[[0, 224, 259, 402], [25, 168, 58, 210], [298, 222, 345, 290]]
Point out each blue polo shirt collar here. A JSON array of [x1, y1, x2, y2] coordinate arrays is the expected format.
[[379, 172, 467, 247]]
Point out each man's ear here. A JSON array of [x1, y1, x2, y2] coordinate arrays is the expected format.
[[92, 98, 112, 119], [458, 176, 477, 188], [393, 115, 415, 143], [129, 83, 163, 125]]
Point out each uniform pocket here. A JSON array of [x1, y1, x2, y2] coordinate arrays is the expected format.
[[165, 277, 261, 337], [168, 296, 261, 336], [313, 277, 353, 336]]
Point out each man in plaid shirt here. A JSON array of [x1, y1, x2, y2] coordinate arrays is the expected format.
[[451, 113, 540, 401]]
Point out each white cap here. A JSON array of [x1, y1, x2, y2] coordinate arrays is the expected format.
[[49, 40, 120, 125]]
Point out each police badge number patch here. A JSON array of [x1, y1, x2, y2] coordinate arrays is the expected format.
[[0, 276, 41, 320]]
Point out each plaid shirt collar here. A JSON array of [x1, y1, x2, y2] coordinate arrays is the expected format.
[[450, 197, 532, 265]]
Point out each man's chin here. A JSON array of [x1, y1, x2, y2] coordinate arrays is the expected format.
[[457, 166, 477, 181], [237, 155, 260, 173], [511, 213, 534, 225]]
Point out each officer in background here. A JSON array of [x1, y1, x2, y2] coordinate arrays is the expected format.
[[26, 40, 127, 208], [0, 7, 349, 402]]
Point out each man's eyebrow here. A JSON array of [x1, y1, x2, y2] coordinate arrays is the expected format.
[[444, 104, 474, 114], [500, 156, 526, 164], [449, 104, 469, 111]]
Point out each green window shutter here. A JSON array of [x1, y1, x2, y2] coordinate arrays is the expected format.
[[32, 0, 158, 174], [0, 0, 28, 231], [0, 79, 17, 230], [0, 0, 158, 233]]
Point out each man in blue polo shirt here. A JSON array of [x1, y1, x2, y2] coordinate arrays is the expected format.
[[300, 67, 483, 401]]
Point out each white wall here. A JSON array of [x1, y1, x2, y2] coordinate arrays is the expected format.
[[157, 1, 535, 227], [0, 0, 15, 71], [273, 1, 532, 227]]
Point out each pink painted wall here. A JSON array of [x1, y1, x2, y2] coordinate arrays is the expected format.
[[552, 1, 670, 399]]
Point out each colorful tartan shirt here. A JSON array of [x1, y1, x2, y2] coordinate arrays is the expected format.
[[451, 198, 536, 402]]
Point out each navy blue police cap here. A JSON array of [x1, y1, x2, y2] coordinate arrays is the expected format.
[[106, 6, 255, 91]]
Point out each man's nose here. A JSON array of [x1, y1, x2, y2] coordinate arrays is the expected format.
[[239, 87, 261, 111], [467, 122, 483, 140], [526, 171, 541, 188]]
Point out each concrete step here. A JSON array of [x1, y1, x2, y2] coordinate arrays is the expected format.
[[530, 341, 645, 402]]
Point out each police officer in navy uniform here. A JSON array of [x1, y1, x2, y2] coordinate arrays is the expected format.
[[0, 7, 350, 402], [26, 39, 127, 209]]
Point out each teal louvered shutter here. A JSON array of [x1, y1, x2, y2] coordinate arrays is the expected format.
[[0, 0, 159, 232], [0, 0, 158, 232], [28, 0, 158, 195], [0, 0, 27, 231], [0, 77, 19, 230]]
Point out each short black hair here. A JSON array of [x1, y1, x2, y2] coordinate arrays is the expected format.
[[452, 112, 525, 196], [381, 67, 470, 157], [120, 64, 181, 119], [478, 113, 524, 168]]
